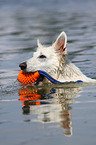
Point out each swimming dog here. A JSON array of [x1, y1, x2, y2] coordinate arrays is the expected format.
[[19, 31, 96, 84]]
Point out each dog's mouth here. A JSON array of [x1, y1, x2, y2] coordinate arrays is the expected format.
[[19, 62, 45, 85], [24, 70, 45, 85], [34, 73, 45, 85]]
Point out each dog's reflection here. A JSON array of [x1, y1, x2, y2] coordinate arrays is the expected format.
[[18, 85, 81, 136]]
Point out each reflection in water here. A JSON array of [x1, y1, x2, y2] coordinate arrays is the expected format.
[[18, 85, 81, 136]]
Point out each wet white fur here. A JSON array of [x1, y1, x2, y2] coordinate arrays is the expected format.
[[26, 31, 96, 83]]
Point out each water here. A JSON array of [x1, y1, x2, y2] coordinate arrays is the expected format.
[[0, 0, 96, 145]]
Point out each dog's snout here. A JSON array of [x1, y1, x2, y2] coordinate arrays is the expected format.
[[19, 62, 27, 70]]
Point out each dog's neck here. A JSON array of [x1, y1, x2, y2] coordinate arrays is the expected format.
[[54, 54, 70, 79]]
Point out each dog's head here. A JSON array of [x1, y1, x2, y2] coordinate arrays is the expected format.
[[19, 31, 67, 79]]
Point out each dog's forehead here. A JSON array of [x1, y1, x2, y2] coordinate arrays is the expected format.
[[35, 46, 55, 57]]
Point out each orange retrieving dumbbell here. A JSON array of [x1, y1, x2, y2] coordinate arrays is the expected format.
[[17, 70, 40, 85]]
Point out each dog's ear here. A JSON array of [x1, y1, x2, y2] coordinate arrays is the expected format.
[[37, 39, 43, 48], [53, 31, 67, 54]]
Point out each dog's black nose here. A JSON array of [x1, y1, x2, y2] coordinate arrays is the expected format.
[[19, 62, 27, 70]]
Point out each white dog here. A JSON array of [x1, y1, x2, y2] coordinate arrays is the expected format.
[[19, 31, 96, 84]]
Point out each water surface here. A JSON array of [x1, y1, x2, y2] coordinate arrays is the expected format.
[[0, 0, 96, 145]]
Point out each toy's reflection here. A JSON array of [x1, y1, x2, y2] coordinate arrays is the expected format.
[[18, 85, 81, 136]]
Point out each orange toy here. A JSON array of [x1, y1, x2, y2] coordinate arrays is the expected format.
[[17, 70, 40, 85]]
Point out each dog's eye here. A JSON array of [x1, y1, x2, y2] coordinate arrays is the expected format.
[[38, 55, 47, 59]]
